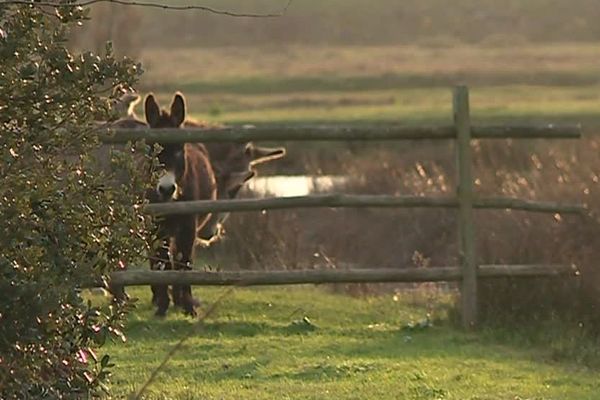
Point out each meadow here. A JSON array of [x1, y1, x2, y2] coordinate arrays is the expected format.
[[135, 44, 600, 124], [106, 287, 600, 399], [105, 42, 600, 398]]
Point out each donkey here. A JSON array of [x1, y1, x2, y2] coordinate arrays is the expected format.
[[92, 92, 147, 175], [112, 92, 141, 120], [103, 93, 286, 304], [89, 93, 149, 300], [144, 92, 216, 317], [110, 97, 285, 238], [198, 142, 286, 243], [183, 120, 286, 243]]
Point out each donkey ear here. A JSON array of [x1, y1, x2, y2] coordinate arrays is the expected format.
[[170, 92, 186, 127], [144, 94, 161, 127], [248, 144, 286, 166], [123, 93, 141, 117]]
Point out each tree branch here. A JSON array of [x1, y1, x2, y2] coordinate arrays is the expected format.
[[0, 0, 293, 18]]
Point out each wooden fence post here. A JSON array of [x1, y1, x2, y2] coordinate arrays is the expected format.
[[453, 85, 478, 329]]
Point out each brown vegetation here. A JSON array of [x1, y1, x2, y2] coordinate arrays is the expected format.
[[206, 137, 600, 331]]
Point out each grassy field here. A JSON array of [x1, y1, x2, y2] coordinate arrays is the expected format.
[[104, 287, 600, 399], [137, 44, 600, 128], [141, 44, 600, 85]]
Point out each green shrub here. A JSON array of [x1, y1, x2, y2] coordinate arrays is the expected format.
[[0, 4, 150, 398]]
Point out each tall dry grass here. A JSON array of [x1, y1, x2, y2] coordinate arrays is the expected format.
[[206, 136, 600, 334]]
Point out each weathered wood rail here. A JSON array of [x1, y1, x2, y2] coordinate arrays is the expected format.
[[100, 86, 584, 329], [109, 264, 577, 287], [144, 193, 585, 216], [101, 123, 581, 144]]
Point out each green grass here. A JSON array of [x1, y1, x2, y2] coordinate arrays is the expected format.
[[136, 44, 600, 128], [150, 71, 600, 96], [139, 44, 600, 84], [174, 85, 600, 128], [104, 287, 600, 399]]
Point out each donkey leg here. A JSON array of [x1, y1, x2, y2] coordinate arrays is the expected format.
[[149, 220, 170, 305], [150, 240, 171, 317], [108, 282, 128, 303], [174, 222, 197, 317]]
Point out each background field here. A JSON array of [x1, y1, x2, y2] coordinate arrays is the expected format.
[[76, 0, 600, 49], [72, 2, 600, 128], [135, 45, 600, 128], [73, 1, 600, 397]]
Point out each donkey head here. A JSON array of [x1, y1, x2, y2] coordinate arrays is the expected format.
[[196, 143, 286, 242], [145, 93, 187, 202], [207, 142, 286, 199], [113, 92, 141, 119]]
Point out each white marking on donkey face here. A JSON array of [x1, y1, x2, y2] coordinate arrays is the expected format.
[[157, 170, 178, 200]]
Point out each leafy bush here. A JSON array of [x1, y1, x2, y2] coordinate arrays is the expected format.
[[0, 4, 150, 398]]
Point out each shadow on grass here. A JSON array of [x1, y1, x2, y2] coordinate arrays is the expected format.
[[148, 71, 600, 96], [272, 361, 379, 382], [124, 317, 320, 342]]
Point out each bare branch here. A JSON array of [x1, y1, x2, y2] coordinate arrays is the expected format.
[[0, 0, 293, 18]]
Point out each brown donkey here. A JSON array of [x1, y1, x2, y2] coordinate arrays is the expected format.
[[145, 92, 216, 317], [109, 98, 285, 241], [198, 142, 286, 243], [184, 120, 286, 243], [105, 93, 285, 306]]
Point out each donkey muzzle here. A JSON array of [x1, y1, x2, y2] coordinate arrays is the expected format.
[[157, 171, 178, 201]]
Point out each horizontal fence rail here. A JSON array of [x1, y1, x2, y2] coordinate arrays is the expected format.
[[474, 197, 586, 214], [146, 194, 458, 215], [144, 194, 586, 216], [99, 123, 582, 144], [105, 264, 578, 287]]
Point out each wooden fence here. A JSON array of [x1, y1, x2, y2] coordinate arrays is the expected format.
[[101, 86, 584, 328]]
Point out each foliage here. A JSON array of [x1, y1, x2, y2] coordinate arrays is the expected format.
[[0, 4, 149, 398]]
